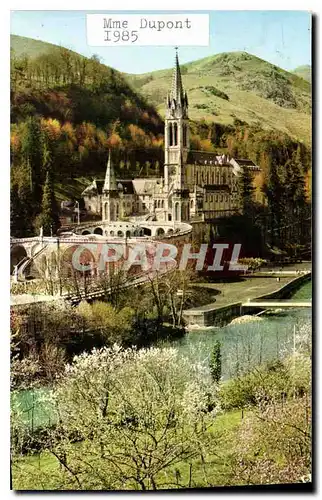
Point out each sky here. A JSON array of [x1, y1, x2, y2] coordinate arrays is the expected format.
[[10, 10, 312, 74]]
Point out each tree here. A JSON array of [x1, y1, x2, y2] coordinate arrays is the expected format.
[[284, 149, 308, 247], [12, 346, 219, 490], [10, 184, 25, 238], [10, 163, 35, 237], [209, 341, 222, 383], [20, 116, 44, 212], [262, 160, 284, 248], [237, 166, 255, 218], [36, 170, 60, 235]]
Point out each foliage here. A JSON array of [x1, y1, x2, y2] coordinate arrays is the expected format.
[[12, 345, 219, 490], [209, 341, 222, 383], [237, 166, 255, 217], [36, 170, 60, 235], [203, 86, 229, 101], [220, 322, 311, 411], [225, 394, 311, 485], [76, 301, 135, 345], [238, 257, 267, 271]]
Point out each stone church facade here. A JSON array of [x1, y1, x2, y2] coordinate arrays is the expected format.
[[82, 51, 260, 222]]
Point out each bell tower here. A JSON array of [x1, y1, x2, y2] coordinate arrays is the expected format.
[[164, 48, 190, 221]]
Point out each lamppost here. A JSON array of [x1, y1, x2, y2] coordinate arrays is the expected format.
[[75, 201, 80, 225]]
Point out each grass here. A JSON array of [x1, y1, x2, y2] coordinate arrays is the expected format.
[[11, 35, 311, 145], [126, 51, 311, 145], [12, 409, 243, 490]]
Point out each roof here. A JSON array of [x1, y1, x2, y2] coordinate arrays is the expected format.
[[187, 151, 232, 166], [234, 158, 260, 169]]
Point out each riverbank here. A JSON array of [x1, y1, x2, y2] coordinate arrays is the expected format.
[[184, 266, 311, 328]]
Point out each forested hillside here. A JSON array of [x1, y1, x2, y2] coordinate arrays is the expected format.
[[10, 36, 311, 245]]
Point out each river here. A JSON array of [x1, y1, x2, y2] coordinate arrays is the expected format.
[[13, 280, 311, 427], [160, 280, 312, 380]]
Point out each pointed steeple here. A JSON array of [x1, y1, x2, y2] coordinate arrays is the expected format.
[[166, 48, 188, 119], [103, 149, 116, 192], [170, 48, 184, 105]]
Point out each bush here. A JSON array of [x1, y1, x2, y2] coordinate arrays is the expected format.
[[204, 86, 229, 101], [12, 345, 219, 490], [219, 358, 304, 411]]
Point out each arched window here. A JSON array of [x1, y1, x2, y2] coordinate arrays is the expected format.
[[169, 123, 173, 146], [183, 124, 187, 146], [174, 123, 178, 146], [223, 172, 227, 184]]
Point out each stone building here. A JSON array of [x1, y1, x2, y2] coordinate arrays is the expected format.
[[82, 50, 260, 222]]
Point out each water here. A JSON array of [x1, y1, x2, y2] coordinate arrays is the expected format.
[[167, 307, 311, 380], [11, 387, 54, 429], [161, 279, 312, 380], [13, 280, 312, 427], [290, 281, 312, 300]]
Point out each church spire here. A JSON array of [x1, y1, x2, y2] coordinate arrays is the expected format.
[[166, 47, 188, 118], [103, 149, 116, 192], [170, 48, 184, 105]]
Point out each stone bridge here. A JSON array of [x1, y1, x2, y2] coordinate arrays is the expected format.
[[11, 220, 192, 280]]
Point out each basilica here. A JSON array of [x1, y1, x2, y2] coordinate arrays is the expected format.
[[82, 51, 260, 223]]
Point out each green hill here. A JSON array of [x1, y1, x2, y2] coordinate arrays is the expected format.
[[11, 34, 80, 59], [125, 51, 311, 145], [10, 36, 311, 145], [292, 65, 311, 83]]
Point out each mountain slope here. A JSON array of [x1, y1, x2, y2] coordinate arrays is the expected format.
[[126, 52, 311, 145], [292, 65, 311, 83], [11, 34, 80, 59]]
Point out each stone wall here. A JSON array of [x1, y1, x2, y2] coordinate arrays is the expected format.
[[183, 272, 311, 328]]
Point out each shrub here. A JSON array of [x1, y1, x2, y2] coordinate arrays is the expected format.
[[12, 345, 219, 490], [204, 86, 229, 101]]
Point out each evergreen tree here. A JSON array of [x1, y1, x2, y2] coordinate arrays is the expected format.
[[11, 163, 35, 238], [20, 116, 44, 213], [284, 148, 308, 249], [209, 341, 222, 383], [237, 167, 255, 218], [262, 160, 284, 248], [10, 184, 24, 238], [37, 170, 60, 236]]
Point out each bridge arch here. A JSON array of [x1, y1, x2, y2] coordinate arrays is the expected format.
[[156, 227, 165, 237], [10, 245, 27, 274], [93, 227, 103, 235]]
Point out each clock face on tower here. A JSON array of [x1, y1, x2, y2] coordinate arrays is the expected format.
[[168, 166, 176, 176]]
